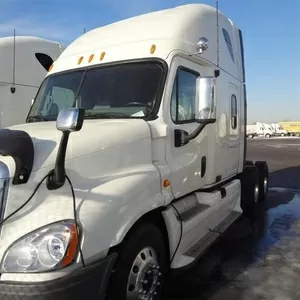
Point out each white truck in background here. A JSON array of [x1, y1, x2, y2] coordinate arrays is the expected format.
[[246, 122, 274, 138], [0, 4, 269, 300], [271, 122, 288, 136], [0, 36, 65, 128]]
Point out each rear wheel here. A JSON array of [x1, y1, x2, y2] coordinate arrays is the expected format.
[[254, 161, 269, 203], [265, 133, 271, 138], [281, 133, 285, 137], [107, 222, 168, 300], [241, 165, 260, 220], [248, 134, 254, 139]]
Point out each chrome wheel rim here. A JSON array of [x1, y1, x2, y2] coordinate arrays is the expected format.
[[127, 247, 162, 300], [254, 183, 259, 203], [263, 176, 268, 194]]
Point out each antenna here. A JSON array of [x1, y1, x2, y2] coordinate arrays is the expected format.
[[83, 28, 86, 34], [12, 29, 16, 86], [11, 29, 16, 93], [216, 0, 220, 68]]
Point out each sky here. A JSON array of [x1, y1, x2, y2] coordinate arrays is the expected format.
[[0, 0, 299, 123]]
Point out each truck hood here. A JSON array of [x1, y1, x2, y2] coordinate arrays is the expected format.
[[8, 119, 151, 171]]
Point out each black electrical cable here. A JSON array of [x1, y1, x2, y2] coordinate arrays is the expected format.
[[0, 174, 49, 226], [169, 203, 183, 264], [66, 175, 86, 267], [0, 173, 86, 268]]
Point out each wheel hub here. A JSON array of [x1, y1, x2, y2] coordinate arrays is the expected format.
[[127, 247, 162, 300]]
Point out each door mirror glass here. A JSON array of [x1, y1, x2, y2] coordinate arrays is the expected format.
[[195, 76, 216, 122], [56, 108, 85, 132]]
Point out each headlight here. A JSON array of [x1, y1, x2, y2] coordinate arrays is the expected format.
[[0, 161, 10, 220], [1, 221, 79, 273]]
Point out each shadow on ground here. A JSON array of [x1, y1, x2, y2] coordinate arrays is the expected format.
[[163, 166, 300, 300]]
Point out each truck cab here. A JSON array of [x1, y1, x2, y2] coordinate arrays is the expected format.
[[0, 4, 269, 300], [0, 36, 65, 128]]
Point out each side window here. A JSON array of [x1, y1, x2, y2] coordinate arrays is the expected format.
[[222, 28, 235, 63], [171, 68, 198, 123], [231, 94, 237, 129], [35, 53, 54, 71]]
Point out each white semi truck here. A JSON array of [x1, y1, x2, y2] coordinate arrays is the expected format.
[[270, 122, 287, 136], [0, 4, 269, 300], [246, 122, 274, 138], [0, 35, 65, 127]]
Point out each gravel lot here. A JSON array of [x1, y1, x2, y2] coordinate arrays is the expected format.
[[164, 137, 300, 300]]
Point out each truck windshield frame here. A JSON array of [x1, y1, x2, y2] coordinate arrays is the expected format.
[[27, 59, 168, 122]]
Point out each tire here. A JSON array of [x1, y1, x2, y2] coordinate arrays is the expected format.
[[281, 133, 285, 137], [254, 161, 269, 203], [265, 133, 271, 138], [245, 160, 254, 166], [241, 165, 260, 220], [107, 222, 168, 300], [248, 134, 253, 139]]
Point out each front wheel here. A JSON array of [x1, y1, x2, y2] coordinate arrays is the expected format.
[[107, 222, 168, 300], [265, 133, 271, 138]]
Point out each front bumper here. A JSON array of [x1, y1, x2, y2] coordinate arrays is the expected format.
[[0, 253, 118, 300]]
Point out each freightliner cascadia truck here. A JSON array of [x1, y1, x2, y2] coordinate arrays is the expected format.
[[0, 4, 269, 300]]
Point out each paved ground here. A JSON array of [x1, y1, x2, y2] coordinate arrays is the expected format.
[[164, 137, 300, 300]]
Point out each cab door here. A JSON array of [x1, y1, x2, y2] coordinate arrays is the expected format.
[[224, 83, 240, 178], [164, 57, 209, 198]]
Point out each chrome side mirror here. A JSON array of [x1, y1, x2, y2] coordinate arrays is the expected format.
[[195, 76, 216, 122], [48, 108, 85, 190], [56, 108, 85, 132]]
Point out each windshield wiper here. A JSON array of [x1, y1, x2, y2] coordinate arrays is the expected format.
[[27, 115, 46, 122]]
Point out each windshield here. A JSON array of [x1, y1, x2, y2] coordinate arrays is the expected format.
[[27, 61, 165, 122]]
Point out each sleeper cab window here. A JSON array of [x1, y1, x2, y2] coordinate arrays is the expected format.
[[35, 53, 54, 71], [231, 94, 237, 129], [171, 68, 198, 123]]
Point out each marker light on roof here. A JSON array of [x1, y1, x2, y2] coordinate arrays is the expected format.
[[100, 52, 106, 61], [78, 56, 84, 65], [88, 54, 94, 63], [48, 64, 54, 72], [150, 44, 156, 54]]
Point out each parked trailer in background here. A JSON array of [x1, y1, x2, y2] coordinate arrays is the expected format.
[[0, 36, 65, 128], [279, 121, 300, 136], [0, 4, 269, 300], [271, 123, 288, 136]]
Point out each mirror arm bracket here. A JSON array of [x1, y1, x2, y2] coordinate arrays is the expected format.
[[47, 131, 70, 190], [174, 119, 216, 148]]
